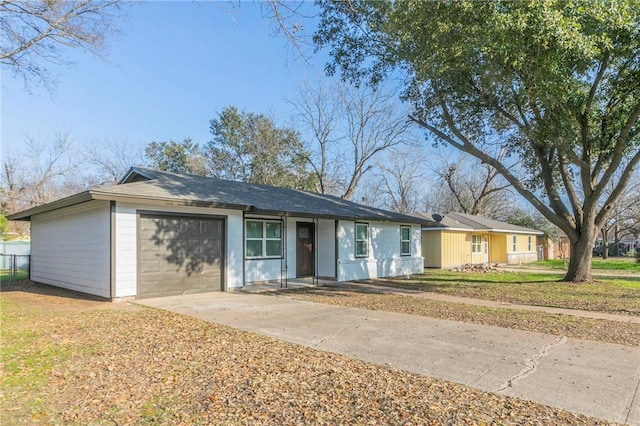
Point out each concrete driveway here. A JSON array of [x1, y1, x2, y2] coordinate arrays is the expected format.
[[139, 291, 640, 425]]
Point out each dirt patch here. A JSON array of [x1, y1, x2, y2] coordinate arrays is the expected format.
[[0, 280, 136, 313], [1, 284, 615, 425]]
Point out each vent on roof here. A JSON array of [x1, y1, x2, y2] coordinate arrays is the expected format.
[[432, 214, 443, 223], [118, 167, 157, 185], [126, 174, 152, 183]]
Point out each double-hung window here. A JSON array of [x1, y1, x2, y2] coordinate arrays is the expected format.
[[528, 236, 532, 251], [355, 223, 369, 257], [512, 235, 517, 252], [471, 235, 482, 253], [245, 220, 282, 258], [400, 226, 411, 256]]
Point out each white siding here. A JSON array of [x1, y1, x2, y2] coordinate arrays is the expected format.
[[242, 215, 288, 284], [30, 201, 111, 298], [243, 217, 337, 283], [286, 218, 301, 279], [225, 212, 244, 288], [245, 259, 283, 283], [114, 204, 136, 297], [337, 221, 423, 281], [317, 219, 336, 278], [114, 203, 244, 297]]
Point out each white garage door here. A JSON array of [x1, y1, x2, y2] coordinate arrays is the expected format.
[[138, 214, 224, 298]]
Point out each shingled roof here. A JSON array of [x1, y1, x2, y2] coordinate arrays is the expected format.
[[411, 211, 543, 235], [9, 167, 426, 224]]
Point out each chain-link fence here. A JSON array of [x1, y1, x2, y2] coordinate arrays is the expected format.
[[1, 254, 31, 282]]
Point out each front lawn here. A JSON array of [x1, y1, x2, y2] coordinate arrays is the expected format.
[[1, 281, 601, 425], [377, 270, 640, 315], [531, 258, 640, 271]]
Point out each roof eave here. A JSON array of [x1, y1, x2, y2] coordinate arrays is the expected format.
[[6, 191, 95, 221], [251, 208, 426, 223], [490, 228, 545, 235], [90, 192, 255, 212], [421, 226, 543, 235], [6, 191, 256, 221], [421, 226, 471, 231]]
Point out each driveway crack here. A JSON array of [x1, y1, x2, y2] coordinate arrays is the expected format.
[[310, 325, 350, 347], [495, 336, 567, 392], [625, 368, 640, 425]]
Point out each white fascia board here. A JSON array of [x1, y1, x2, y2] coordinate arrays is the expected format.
[[490, 229, 545, 235], [421, 227, 471, 232], [422, 226, 543, 235]]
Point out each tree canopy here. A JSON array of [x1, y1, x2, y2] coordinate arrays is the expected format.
[[315, 0, 640, 281], [145, 139, 207, 176], [141, 107, 316, 191], [205, 106, 316, 190]]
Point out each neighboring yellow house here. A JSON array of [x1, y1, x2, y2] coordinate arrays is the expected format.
[[412, 212, 544, 268]]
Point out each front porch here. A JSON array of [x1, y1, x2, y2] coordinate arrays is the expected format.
[[235, 277, 338, 294]]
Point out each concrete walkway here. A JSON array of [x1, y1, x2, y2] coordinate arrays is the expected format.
[[329, 281, 640, 324], [139, 292, 640, 425]]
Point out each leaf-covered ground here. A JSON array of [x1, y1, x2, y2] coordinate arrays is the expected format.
[[1, 281, 616, 425]]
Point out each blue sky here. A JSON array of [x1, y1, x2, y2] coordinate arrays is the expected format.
[[2, 1, 332, 156]]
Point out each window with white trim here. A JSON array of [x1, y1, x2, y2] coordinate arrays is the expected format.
[[471, 235, 482, 253], [512, 235, 517, 252], [528, 235, 532, 251], [400, 226, 411, 256], [355, 223, 369, 257], [245, 220, 282, 258]]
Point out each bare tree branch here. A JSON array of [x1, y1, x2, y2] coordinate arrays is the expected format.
[[261, 1, 316, 63], [0, 0, 128, 89], [375, 148, 426, 214], [291, 80, 412, 200]]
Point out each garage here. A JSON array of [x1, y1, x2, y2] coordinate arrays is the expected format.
[[138, 213, 224, 299]]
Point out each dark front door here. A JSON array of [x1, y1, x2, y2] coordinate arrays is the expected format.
[[296, 222, 314, 277]]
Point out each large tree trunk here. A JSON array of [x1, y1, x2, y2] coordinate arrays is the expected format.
[[564, 233, 595, 282]]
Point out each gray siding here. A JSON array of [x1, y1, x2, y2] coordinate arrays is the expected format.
[[30, 201, 111, 298]]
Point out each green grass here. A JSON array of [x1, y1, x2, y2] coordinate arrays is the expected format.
[[0, 296, 70, 423], [0, 269, 29, 281], [531, 258, 640, 271], [379, 270, 640, 315]]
